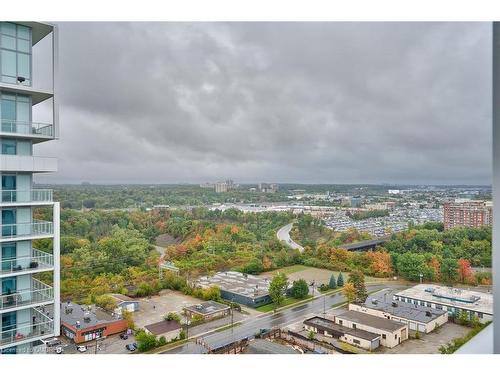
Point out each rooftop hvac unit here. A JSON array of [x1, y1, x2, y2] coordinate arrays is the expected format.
[[371, 299, 378, 305], [84, 317, 91, 323], [391, 302, 398, 308], [425, 311, 432, 317]]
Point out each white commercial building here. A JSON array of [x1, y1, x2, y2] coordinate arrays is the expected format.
[[393, 284, 493, 324], [0, 22, 60, 354]]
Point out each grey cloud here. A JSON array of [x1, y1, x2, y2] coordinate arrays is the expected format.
[[34, 22, 492, 184]]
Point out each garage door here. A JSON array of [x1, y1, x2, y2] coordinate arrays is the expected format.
[[418, 324, 426, 333]]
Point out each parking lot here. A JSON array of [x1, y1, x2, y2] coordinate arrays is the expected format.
[[133, 289, 204, 328], [379, 322, 472, 354]]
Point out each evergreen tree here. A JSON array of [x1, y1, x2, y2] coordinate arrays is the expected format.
[[329, 274, 337, 289], [337, 272, 344, 287]]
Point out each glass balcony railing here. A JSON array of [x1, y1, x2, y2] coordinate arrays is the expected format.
[[0, 220, 53, 239], [0, 279, 53, 311], [0, 189, 53, 204], [0, 318, 54, 347], [0, 248, 54, 275], [0, 120, 54, 138]]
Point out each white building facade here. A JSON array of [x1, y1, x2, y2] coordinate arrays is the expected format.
[[0, 22, 60, 354]]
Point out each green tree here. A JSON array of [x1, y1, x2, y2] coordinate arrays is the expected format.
[[337, 272, 344, 287], [347, 270, 368, 302], [136, 331, 158, 352], [290, 279, 309, 299], [441, 258, 458, 285], [342, 282, 357, 303], [269, 273, 288, 311], [328, 274, 337, 289]]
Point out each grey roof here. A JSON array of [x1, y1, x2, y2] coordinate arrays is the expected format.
[[394, 284, 493, 315], [357, 297, 447, 323], [196, 271, 272, 298], [109, 293, 137, 303], [304, 316, 379, 341], [244, 339, 299, 354], [144, 320, 181, 335], [336, 310, 406, 332], [60, 302, 122, 330], [183, 300, 230, 316]]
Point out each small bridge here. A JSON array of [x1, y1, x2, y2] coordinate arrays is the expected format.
[[339, 236, 390, 251]]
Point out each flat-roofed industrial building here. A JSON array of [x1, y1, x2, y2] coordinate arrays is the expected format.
[[196, 271, 273, 307], [304, 316, 381, 351], [333, 310, 408, 348], [349, 297, 448, 333], [393, 284, 493, 324]]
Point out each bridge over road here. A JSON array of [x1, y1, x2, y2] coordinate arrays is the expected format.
[[339, 236, 390, 251]]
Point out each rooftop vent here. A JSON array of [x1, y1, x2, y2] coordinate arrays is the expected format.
[[84, 316, 91, 323], [371, 299, 378, 305], [391, 302, 398, 308], [425, 311, 432, 317]]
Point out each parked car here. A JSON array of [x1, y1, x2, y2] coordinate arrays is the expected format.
[[120, 333, 129, 340], [55, 346, 64, 354], [45, 338, 62, 347], [126, 343, 137, 351], [77, 345, 87, 352]]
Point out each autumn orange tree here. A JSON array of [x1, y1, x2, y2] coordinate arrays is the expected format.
[[457, 258, 473, 284]]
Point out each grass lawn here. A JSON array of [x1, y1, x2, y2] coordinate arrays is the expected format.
[[261, 265, 388, 284], [264, 264, 310, 275], [255, 295, 313, 312]]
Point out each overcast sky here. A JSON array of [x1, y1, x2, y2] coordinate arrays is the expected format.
[[34, 22, 492, 185]]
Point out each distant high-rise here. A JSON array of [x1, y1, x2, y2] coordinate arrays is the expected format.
[[0, 22, 60, 354], [443, 200, 493, 230]]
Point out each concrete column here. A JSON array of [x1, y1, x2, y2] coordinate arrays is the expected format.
[[53, 202, 61, 336]]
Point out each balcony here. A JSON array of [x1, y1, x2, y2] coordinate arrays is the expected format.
[[0, 189, 53, 206], [0, 120, 55, 143], [0, 249, 54, 277], [0, 307, 54, 348], [0, 279, 53, 311], [0, 155, 58, 173], [0, 220, 53, 242]]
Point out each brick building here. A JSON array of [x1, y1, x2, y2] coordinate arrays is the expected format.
[[443, 201, 492, 230]]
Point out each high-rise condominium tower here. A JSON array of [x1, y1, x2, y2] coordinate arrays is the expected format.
[[0, 22, 59, 354]]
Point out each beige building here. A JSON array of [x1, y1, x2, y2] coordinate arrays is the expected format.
[[183, 301, 230, 321], [349, 298, 448, 333], [334, 310, 408, 348], [304, 316, 380, 351]]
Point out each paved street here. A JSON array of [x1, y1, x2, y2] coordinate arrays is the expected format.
[[162, 283, 406, 354], [276, 223, 304, 252]]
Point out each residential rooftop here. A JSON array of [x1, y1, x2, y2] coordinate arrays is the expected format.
[[354, 296, 447, 323], [60, 302, 122, 330], [183, 300, 230, 316], [144, 320, 181, 335], [394, 284, 493, 315], [196, 271, 271, 298], [304, 316, 379, 341], [336, 310, 406, 332]]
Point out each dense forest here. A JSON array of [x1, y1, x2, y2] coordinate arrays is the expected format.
[[33, 206, 492, 305]]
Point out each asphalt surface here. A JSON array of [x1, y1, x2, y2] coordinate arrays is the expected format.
[[276, 223, 304, 252], [162, 283, 407, 354]]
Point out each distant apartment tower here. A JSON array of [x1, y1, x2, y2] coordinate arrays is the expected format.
[[443, 200, 493, 230], [258, 183, 278, 193], [214, 179, 235, 193], [0, 22, 60, 354]]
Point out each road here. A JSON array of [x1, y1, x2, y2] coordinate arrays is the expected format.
[[162, 283, 406, 354], [276, 223, 304, 252]]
